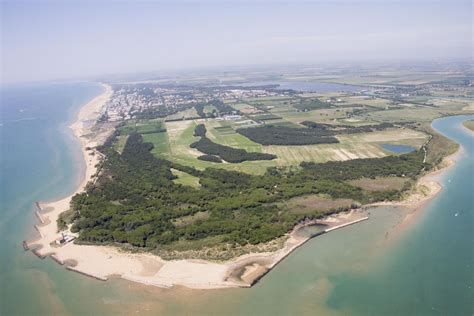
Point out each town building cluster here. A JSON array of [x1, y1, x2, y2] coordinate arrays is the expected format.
[[101, 83, 289, 122]]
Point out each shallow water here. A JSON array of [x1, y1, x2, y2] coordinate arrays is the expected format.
[[0, 82, 472, 315], [381, 143, 416, 154], [237, 80, 365, 92]]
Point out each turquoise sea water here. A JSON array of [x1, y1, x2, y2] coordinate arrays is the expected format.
[[0, 83, 472, 315], [0, 83, 104, 315]]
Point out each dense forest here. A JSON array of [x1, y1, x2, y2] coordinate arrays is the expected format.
[[193, 123, 207, 136], [300, 121, 394, 134], [236, 122, 399, 145], [64, 126, 430, 252], [195, 100, 238, 118], [190, 124, 277, 163], [194, 103, 210, 118], [301, 150, 428, 180], [211, 99, 239, 115], [236, 125, 340, 145], [197, 154, 222, 163]]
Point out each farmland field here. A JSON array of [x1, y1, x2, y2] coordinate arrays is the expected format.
[[116, 78, 469, 178], [135, 117, 431, 175]]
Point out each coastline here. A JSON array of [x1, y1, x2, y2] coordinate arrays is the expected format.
[[27, 93, 463, 289]]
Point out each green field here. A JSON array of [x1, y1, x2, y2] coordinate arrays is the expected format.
[[118, 120, 165, 134], [116, 91, 442, 176], [132, 116, 430, 175], [165, 107, 199, 121], [141, 131, 170, 156], [114, 134, 128, 154], [171, 168, 201, 188]]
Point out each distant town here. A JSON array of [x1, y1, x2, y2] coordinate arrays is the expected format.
[[101, 83, 293, 122]]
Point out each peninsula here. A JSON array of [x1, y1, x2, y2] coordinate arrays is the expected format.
[[28, 72, 471, 289]]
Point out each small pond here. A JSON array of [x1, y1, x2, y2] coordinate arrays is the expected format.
[[381, 143, 416, 154]]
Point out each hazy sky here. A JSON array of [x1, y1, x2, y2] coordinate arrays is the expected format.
[[1, 0, 472, 83]]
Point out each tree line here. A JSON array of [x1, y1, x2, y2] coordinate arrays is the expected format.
[[190, 124, 277, 163], [236, 125, 340, 145]]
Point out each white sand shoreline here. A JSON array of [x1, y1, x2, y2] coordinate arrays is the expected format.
[[27, 90, 462, 289]]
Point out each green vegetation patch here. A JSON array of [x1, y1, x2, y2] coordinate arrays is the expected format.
[[256, 120, 302, 129], [142, 131, 170, 156], [213, 126, 235, 135], [118, 120, 166, 135], [57, 208, 77, 231], [301, 150, 426, 180], [172, 211, 210, 228], [114, 134, 129, 154], [171, 168, 201, 188], [197, 155, 222, 163], [236, 125, 339, 145], [282, 195, 358, 215], [195, 100, 237, 118], [165, 107, 199, 121], [250, 113, 282, 121], [293, 98, 333, 111], [301, 121, 395, 134], [190, 124, 276, 163], [347, 177, 410, 192], [424, 133, 458, 165]]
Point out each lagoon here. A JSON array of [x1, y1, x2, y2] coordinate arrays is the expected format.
[[238, 80, 366, 93]]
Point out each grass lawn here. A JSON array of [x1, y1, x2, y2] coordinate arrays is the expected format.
[[141, 131, 170, 156], [165, 107, 199, 121], [204, 120, 262, 152], [118, 120, 165, 135], [114, 134, 128, 154], [171, 168, 201, 188]]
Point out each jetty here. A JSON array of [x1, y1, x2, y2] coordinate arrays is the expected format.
[[66, 266, 108, 281], [50, 255, 65, 265], [31, 249, 46, 259], [34, 201, 46, 224], [35, 210, 45, 224], [324, 216, 369, 233]]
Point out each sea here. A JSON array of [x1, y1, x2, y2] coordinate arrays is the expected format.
[[0, 82, 472, 315]]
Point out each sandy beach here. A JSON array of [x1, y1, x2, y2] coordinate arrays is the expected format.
[[28, 89, 461, 289]]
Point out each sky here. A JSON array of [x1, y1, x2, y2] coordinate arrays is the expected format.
[[1, 0, 472, 83]]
